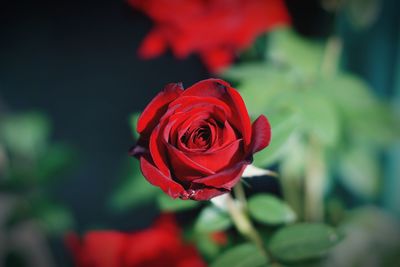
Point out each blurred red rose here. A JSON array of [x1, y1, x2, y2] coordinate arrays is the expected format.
[[66, 214, 206, 267], [131, 79, 271, 200], [129, 0, 290, 72]]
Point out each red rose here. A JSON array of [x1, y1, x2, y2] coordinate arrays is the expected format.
[[66, 214, 206, 267], [131, 79, 271, 200], [129, 0, 290, 72]]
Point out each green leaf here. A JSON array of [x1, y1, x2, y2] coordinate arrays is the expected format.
[[338, 146, 380, 199], [210, 243, 269, 267], [269, 223, 341, 262], [195, 206, 232, 233], [0, 112, 50, 158], [157, 193, 200, 212], [129, 113, 141, 140], [248, 194, 296, 225], [109, 159, 159, 212]]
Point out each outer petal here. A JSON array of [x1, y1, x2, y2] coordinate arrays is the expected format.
[[140, 156, 186, 199], [137, 82, 183, 135], [182, 79, 252, 147], [188, 186, 228, 201], [249, 115, 271, 154], [192, 161, 247, 190]]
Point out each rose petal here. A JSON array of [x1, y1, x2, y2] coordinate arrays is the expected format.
[[140, 156, 186, 199], [249, 115, 271, 154], [192, 161, 247, 190], [137, 83, 183, 134]]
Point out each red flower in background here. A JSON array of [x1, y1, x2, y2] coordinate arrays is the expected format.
[[66, 214, 206, 267], [129, 0, 290, 72]]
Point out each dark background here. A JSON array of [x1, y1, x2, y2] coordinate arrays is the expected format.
[[0, 0, 399, 265]]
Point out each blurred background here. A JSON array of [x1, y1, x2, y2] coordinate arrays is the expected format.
[[0, 0, 399, 266]]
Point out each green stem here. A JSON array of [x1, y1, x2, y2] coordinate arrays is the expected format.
[[304, 137, 326, 221], [233, 182, 248, 209], [321, 36, 342, 77], [226, 191, 273, 262]]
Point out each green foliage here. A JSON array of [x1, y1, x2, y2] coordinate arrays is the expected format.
[[248, 194, 296, 225], [129, 113, 141, 140], [109, 159, 159, 212], [323, 207, 400, 267], [223, 28, 398, 210], [267, 29, 325, 77], [0, 112, 51, 159], [33, 201, 74, 235], [0, 111, 76, 238], [268, 223, 341, 262], [338, 146, 380, 199], [210, 243, 268, 267], [253, 111, 299, 166], [195, 206, 232, 233], [157, 193, 200, 212], [194, 233, 222, 260]]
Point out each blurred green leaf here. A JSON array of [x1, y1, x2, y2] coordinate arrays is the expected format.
[[248, 194, 296, 225], [267, 28, 324, 77], [323, 207, 400, 267], [0, 112, 51, 158], [226, 65, 294, 116], [129, 113, 141, 140], [297, 91, 340, 146], [210, 243, 268, 267], [253, 111, 299, 167], [109, 159, 159, 212], [36, 143, 76, 183], [338, 146, 380, 199], [34, 202, 74, 235], [269, 223, 341, 262], [157, 193, 200, 212], [346, 0, 381, 30], [195, 206, 232, 233], [320, 74, 398, 146], [194, 233, 222, 260]]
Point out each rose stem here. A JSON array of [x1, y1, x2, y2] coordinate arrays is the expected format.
[[226, 190, 274, 263], [233, 181, 248, 209], [304, 136, 326, 221]]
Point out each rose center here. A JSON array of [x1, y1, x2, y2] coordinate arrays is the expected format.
[[181, 125, 212, 150]]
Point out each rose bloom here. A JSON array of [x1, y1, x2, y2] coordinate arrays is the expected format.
[[131, 79, 271, 200], [129, 0, 290, 72], [66, 214, 206, 267]]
